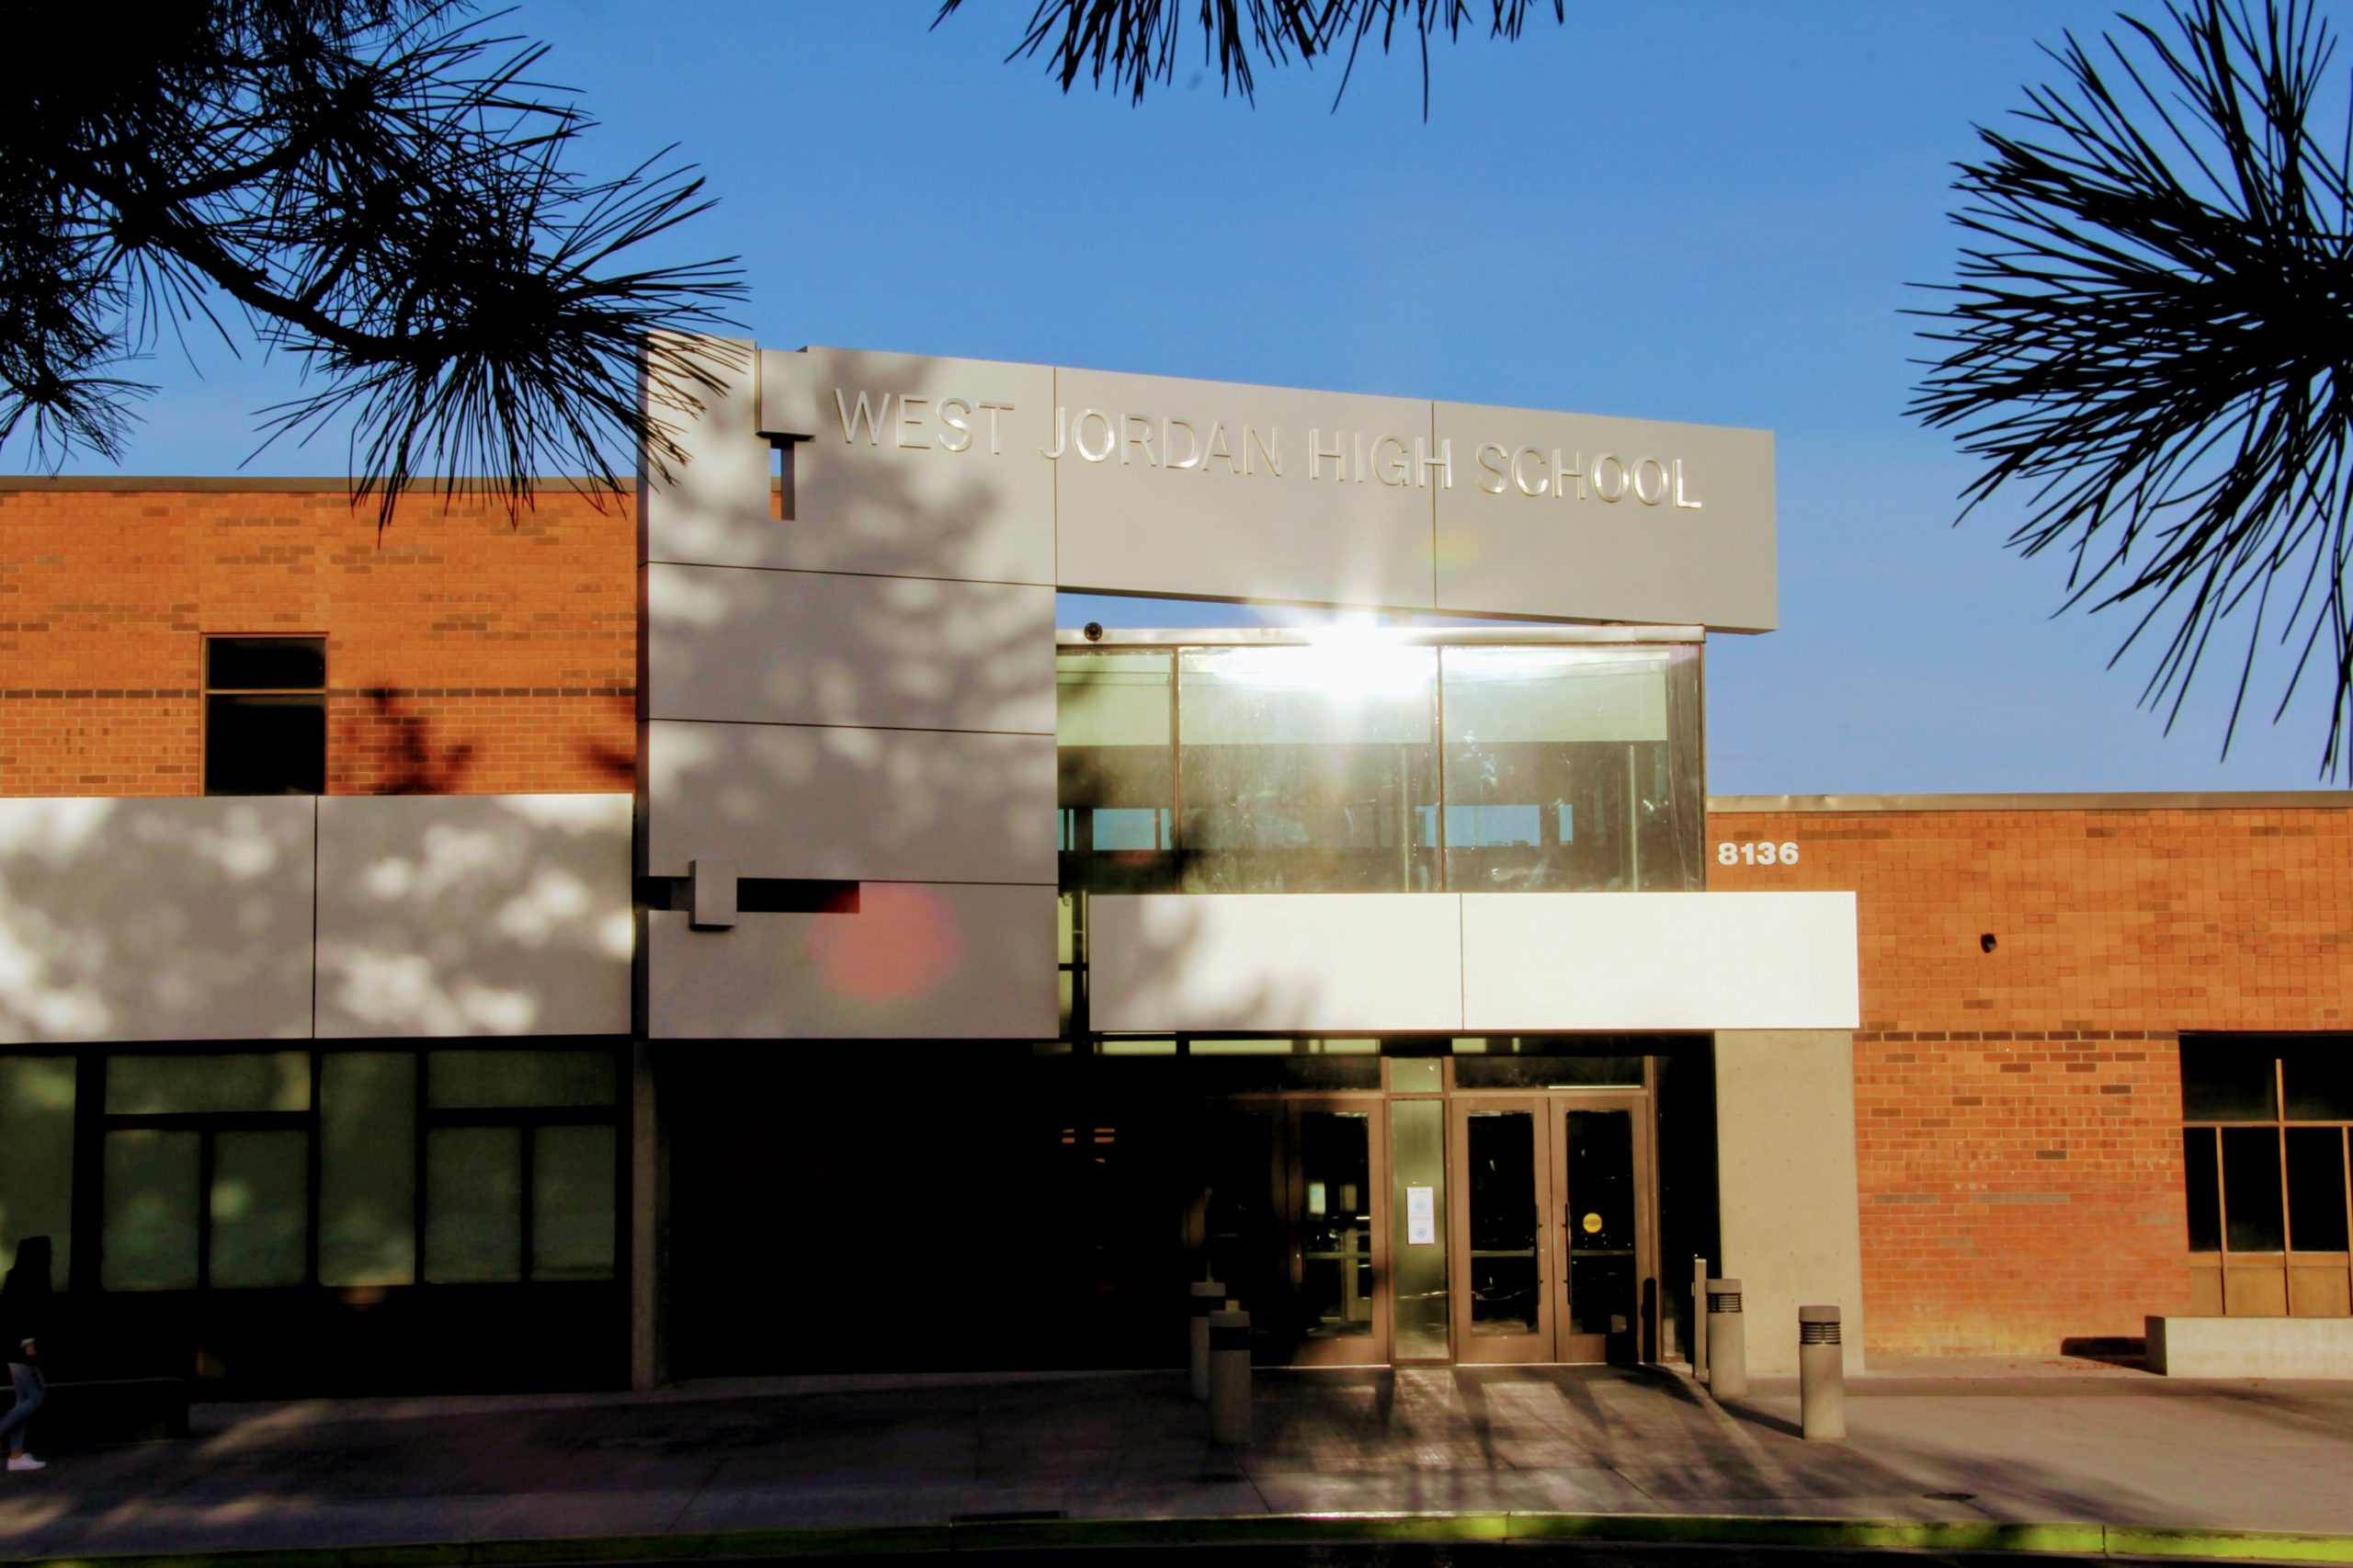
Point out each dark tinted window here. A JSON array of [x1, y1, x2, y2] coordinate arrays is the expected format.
[[207, 637, 326, 690], [2221, 1127, 2285, 1252], [2285, 1128, 2349, 1253], [2179, 1041, 2278, 1121], [2183, 1128, 2220, 1253], [2282, 1043, 2353, 1121], [205, 636, 327, 796], [1455, 1054, 1645, 1090], [205, 694, 326, 795]]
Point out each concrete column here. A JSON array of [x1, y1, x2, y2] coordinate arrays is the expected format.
[[1713, 1030, 1867, 1377], [630, 1034, 670, 1392]]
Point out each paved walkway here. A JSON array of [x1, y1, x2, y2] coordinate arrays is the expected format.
[[2, 1363, 2352, 1559]]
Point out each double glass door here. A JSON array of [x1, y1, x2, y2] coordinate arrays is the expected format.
[[1449, 1094, 1652, 1364]]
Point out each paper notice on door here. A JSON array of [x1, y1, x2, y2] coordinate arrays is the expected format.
[[1405, 1185, 1436, 1245]]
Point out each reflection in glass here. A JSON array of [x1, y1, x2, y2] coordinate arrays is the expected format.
[[108, 1051, 311, 1115], [1178, 645, 1439, 892], [2221, 1126, 2285, 1252], [2285, 1127, 2349, 1253], [1058, 651, 1176, 892], [1565, 1109, 1637, 1337], [2183, 1128, 2221, 1253], [210, 1130, 309, 1288], [533, 1125, 618, 1279], [427, 1050, 616, 1109], [1298, 1111, 1373, 1338], [0, 1056, 76, 1283], [102, 1130, 201, 1290], [320, 1052, 417, 1287], [1464, 1112, 1539, 1335], [425, 1127, 523, 1282], [1440, 645, 1702, 892]]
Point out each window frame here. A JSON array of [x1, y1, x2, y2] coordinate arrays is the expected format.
[[77, 1043, 626, 1295], [200, 632, 329, 797], [2180, 1039, 2353, 1319]]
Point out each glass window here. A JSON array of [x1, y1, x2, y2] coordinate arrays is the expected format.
[[1057, 650, 1176, 892], [426, 1050, 617, 1109], [2221, 1127, 2286, 1252], [1297, 1110, 1373, 1340], [1440, 644, 1702, 893], [102, 1130, 201, 1290], [208, 637, 326, 689], [204, 636, 326, 796], [424, 1127, 522, 1283], [532, 1125, 618, 1281], [210, 1130, 309, 1288], [2183, 1128, 2221, 1253], [1455, 1054, 1645, 1090], [2286, 1128, 2349, 1253], [1463, 1110, 1539, 1335], [320, 1052, 417, 1288], [0, 1056, 76, 1283], [107, 1051, 311, 1115], [1178, 643, 1438, 892], [1565, 1108, 1640, 1337], [1388, 1057, 1444, 1094], [2179, 1041, 2279, 1121], [2282, 1044, 2353, 1121]]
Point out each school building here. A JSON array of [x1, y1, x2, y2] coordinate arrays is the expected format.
[[0, 340, 2346, 1397]]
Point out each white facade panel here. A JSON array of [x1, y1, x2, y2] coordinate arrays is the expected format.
[[314, 794, 633, 1039], [0, 796, 314, 1043], [645, 883, 1057, 1039], [1460, 892, 1859, 1032], [1431, 402, 1777, 632], [1087, 893, 1464, 1035], [645, 562, 1056, 735], [1051, 366, 1438, 611], [755, 347, 1057, 585], [639, 334, 771, 570], [644, 718, 1056, 885], [1087, 892, 1858, 1036]]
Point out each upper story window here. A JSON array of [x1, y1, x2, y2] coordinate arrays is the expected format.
[[204, 636, 326, 795], [1056, 632, 1704, 896]]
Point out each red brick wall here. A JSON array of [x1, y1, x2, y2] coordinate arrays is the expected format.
[[1711, 803, 2353, 1356], [0, 484, 636, 796]]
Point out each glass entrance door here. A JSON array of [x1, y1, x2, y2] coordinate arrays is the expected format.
[[1555, 1099, 1649, 1363], [1448, 1092, 1652, 1363], [1450, 1097, 1552, 1363], [1285, 1100, 1389, 1365]]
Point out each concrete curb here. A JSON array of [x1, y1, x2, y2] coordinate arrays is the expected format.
[[11, 1511, 2353, 1565]]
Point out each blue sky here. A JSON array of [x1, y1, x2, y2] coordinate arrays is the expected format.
[[23, 3, 2348, 793]]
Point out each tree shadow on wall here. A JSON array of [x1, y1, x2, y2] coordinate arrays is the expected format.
[[350, 688, 476, 795]]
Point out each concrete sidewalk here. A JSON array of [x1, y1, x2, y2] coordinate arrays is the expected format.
[[2, 1363, 2352, 1561]]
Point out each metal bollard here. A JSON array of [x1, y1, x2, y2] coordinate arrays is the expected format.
[[1799, 1305, 1846, 1440], [1690, 1256, 1710, 1381], [1705, 1278, 1747, 1400], [1188, 1279, 1224, 1401], [1208, 1307, 1252, 1447]]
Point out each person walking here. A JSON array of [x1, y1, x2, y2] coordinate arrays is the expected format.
[[0, 1237, 54, 1472]]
